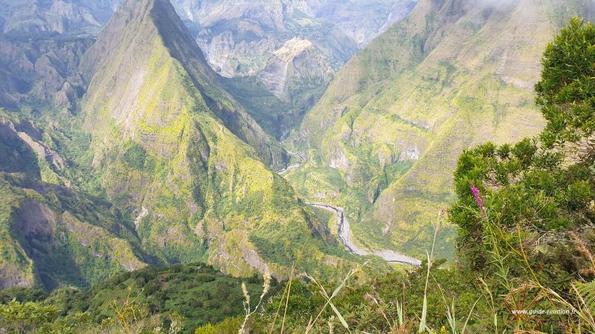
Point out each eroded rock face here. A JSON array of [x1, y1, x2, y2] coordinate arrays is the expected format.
[[0, 118, 65, 172], [13, 200, 57, 241], [260, 38, 334, 101], [0, 118, 41, 178], [0, 266, 34, 289], [0, 1, 120, 111], [174, 0, 291, 78]]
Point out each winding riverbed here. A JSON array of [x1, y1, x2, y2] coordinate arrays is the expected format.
[[278, 155, 421, 266], [308, 203, 421, 266]]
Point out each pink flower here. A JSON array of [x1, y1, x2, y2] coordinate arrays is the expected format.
[[470, 185, 486, 218]]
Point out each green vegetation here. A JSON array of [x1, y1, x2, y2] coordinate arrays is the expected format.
[[0, 170, 147, 290], [0, 112, 148, 290], [450, 16, 595, 289], [287, 0, 592, 260], [253, 18, 594, 333], [224, 74, 330, 140], [122, 142, 148, 171], [51, 264, 274, 332], [0, 2, 595, 334], [0, 264, 274, 333], [0, 17, 593, 333], [0, 0, 360, 293]]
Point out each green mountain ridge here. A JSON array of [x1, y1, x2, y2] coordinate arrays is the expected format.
[[81, 0, 287, 169], [0, 263, 274, 333], [0, 0, 361, 291], [286, 0, 594, 258], [76, 0, 354, 279]]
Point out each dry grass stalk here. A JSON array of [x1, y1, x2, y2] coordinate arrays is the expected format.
[[239, 267, 272, 334]]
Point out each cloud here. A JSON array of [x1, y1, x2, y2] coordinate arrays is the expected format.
[[475, 0, 518, 8]]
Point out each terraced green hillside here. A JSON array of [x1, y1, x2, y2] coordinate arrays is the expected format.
[[287, 0, 594, 259]]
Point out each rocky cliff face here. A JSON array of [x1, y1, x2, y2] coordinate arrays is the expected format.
[[173, 0, 415, 78], [172, 0, 348, 78], [0, 0, 119, 112], [259, 38, 334, 101]]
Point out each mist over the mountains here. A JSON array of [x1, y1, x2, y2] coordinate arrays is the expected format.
[[477, 0, 517, 5], [477, 0, 594, 21]]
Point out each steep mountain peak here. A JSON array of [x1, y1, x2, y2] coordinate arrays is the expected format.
[[83, 0, 207, 79], [258, 37, 334, 102], [83, 0, 286, 168], [75, 0, 343, 278]]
